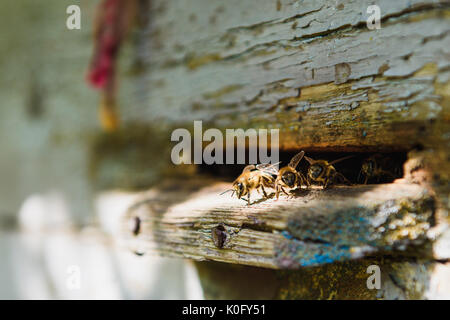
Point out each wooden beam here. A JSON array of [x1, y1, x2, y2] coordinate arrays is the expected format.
[[120, 0, 450, 151], [120, 179, 435, 269]]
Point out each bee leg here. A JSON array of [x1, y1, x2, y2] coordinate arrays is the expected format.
[[260, 185, 268, 199], [275, 183, 280, 200], [247, 193, 251, 205], [336, 173, 352, 186], [306, 177, 311, 188], [281, 187, 289, 197], [305, 176, 311, 188], [364, 175, 369, 185], [299, 173, 307, 189]]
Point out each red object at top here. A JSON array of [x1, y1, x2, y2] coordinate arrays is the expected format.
[[87, 0, 127, 89]]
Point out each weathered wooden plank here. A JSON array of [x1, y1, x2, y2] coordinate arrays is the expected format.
[[119, 0, 450, 151], [120, 179, 435, 269]]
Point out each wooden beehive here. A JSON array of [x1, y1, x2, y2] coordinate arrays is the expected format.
[[89, 0, 450, 299]]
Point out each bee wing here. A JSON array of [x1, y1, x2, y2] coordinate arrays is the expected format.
[[242, 164, 256, 173], [256, 162, 280, 175], [288, 151, 305, 169]]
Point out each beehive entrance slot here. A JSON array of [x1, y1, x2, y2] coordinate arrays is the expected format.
[[198, 150, 407, 185]]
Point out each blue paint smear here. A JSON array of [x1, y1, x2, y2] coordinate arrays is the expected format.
[[282, 231, 293, 240], [297, 246, 352, 267]]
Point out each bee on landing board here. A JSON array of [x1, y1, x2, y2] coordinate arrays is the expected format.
[[259, 151, 309, 200], [359, 154, 398, 184], [222, 163, 278, 205], [304, 155, 354, 189]]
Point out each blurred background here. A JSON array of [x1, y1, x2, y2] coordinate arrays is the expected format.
[[0, 0, 204, 299]]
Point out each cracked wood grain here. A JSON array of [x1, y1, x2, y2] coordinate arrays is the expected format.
[[120, 179, 435, 269], [121, 0, 450, 152]]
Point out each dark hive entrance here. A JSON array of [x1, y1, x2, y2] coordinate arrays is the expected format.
[[198, 150, 406, 185]]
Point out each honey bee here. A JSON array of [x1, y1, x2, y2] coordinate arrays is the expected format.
[[359, 154, 397, 184], [222, 163, 278, 205], [304, 155, 354, 189], [259, 151, 309, 199]]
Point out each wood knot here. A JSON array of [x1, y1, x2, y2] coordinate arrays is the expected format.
[[211, 224, 228, 248]]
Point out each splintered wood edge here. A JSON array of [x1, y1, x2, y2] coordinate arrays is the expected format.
[[118, 179, 436, 269]]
